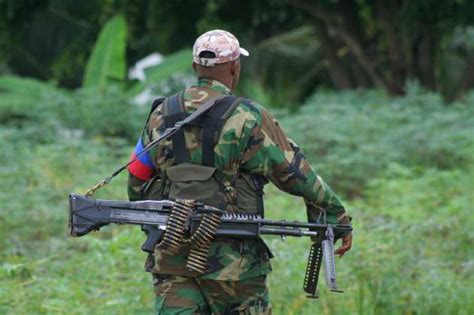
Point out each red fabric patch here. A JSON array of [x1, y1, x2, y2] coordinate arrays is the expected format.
[[128, 152, 154, 181]]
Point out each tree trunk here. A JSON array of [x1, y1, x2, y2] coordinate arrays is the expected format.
[[376, 1, 407, 94], [290, 0, 397, 94], [316, 22, 353, 89], [414, 32, 436, 90], [453, 55, 474, 101], [348, 54, 371, 88]]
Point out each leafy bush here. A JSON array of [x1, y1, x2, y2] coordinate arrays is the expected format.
[[0, 75, 148, 144], [278, 88, 474, 197], [1, 87, 473, 314]]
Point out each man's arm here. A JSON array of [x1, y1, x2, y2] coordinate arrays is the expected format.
[[127, 131, 156, 201], [128, 173, 146, 201], [127, 102, 165, 201], [240, 106, 352, 255]]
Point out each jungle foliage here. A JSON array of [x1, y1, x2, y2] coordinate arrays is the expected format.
[[1, 84, 473, 313], [1, 0, 474, 103], [0, 3, 473, 315]]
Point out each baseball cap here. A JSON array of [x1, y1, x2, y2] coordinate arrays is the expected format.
[[193, 29, 249, 67]]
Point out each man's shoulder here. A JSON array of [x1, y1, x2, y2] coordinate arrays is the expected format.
[[235, 96, 262, 112], [148, 88, 269, 126], [229, 96, 266, 125]]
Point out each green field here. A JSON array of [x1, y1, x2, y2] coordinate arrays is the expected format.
[[1, 87, 473, 314]]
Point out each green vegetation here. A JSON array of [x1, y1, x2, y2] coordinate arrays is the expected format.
[[279, 86, 474, 196], [82, 14, 127, 89], [1, 8, 473, 315], [1, 82, 472, 313], [2, 1, 474, 102]]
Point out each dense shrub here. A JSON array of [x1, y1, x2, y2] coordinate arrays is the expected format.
[[278, 89, 474, 197], [0, 76, 147, 144], [1, 88, 473, 314]]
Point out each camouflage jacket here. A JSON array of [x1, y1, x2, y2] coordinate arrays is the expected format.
[[127, 78, 351, 281]]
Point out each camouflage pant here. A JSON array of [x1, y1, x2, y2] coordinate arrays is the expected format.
[[152, 274, 271, 314]]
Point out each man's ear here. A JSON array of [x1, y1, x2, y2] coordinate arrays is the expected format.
[[230, 60, 237, 75]]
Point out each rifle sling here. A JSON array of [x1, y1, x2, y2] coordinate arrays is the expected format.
[[85, 95, 225, 196], [162, 94, 241, 167]]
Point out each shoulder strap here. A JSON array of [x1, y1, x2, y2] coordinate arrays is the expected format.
[[85, 94, 226, 196], [163, 92, 188, 164], [162, 94, 241, 167], [151, 97, 165, 113], [201, 96, 242, 167]]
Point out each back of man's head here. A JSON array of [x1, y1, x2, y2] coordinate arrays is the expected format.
[[192, 30, 249, 91]]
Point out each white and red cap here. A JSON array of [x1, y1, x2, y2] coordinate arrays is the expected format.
[[193, 29, 249, 67]]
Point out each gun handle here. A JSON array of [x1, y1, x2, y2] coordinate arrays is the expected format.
[[322, 226, 344, 293], [141, 225, 164, 253]]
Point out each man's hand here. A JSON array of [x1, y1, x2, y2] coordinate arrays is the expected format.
[[335, 233, 352, 257]]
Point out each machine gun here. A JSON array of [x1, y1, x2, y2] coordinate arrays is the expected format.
[[69, 193, 352, 298]]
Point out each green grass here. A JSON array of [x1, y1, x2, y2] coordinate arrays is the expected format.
[[1, 88, 473, 314], [265, 165, 474, 314]]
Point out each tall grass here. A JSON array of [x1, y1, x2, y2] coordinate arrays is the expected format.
[[278, 88, 474, 196], [0, 87, 473, 314]]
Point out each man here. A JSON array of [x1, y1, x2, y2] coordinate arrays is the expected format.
[[127, 30, 352, 315]]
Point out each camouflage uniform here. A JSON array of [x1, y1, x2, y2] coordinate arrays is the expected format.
[[152, 274, 269, 314], [128, 30, 350, 314], [127, 78, 351, 314]]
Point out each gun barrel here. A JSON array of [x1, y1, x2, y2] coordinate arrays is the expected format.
[[258, 219, 352, 232], [260, 227, 319, 237]]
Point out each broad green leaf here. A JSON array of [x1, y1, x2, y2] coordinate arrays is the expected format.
[[128, 49, 192, 95], [143, 49, 192, 83], [83, 14, 127, 89]]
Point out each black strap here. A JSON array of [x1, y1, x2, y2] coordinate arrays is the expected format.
[[201, 96, 241, 166], [151, 97, 165, 113], [252, 174, 268, 217], [85, 94, 227, 196], [162, 94, 241, 167], [163, 92, 188, 164]]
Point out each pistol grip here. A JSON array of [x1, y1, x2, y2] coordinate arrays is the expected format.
[[141, 225, 164, 253]]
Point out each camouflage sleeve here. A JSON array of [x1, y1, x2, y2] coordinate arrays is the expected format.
[[127, 107, 161, 201], [240, 106, 351, 233], [127, 173, 145, 201]]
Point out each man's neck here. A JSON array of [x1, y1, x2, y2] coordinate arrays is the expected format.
[[197, 77, 232, 94], [198, 76, 233, 91]]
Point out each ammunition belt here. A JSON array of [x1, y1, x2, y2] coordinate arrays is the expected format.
[[157, 199, 222, 274]]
